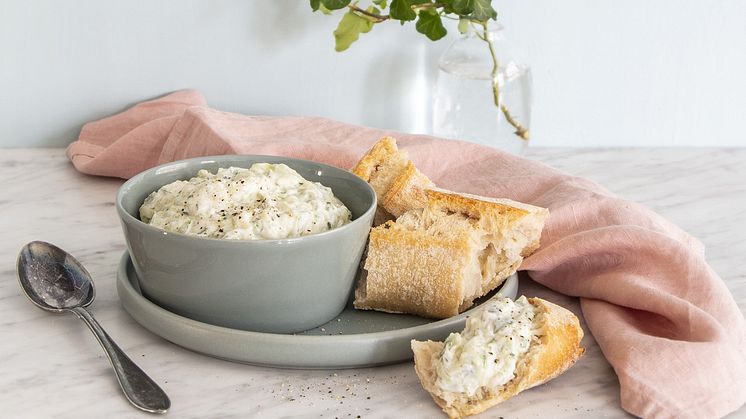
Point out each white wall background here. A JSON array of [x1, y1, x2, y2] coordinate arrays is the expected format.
[[1, 0, 744, 148]]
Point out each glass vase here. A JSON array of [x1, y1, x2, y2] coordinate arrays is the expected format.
[[432, 23, 532, 154]]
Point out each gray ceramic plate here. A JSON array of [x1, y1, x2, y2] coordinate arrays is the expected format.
[[117, 251, 519, 369]]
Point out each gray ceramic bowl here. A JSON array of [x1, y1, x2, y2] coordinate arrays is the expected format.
[[116, 155, 376, 333]]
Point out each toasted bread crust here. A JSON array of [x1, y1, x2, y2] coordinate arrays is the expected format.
[[426, 188, 532, 227], [382, 161, 434, 217], [355, 222, 473, 318], [351, 136, 400, 181], [411, 298, 584, 418], [355, 188, 550, 318], [351, 137, 435, 218]]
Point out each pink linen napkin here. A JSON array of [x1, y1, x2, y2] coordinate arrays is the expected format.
[[66, 90, 746, 418]]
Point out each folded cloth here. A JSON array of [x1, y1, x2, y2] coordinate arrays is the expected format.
[[66, 90, 746, 418]]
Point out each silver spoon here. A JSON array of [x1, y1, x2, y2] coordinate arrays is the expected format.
[[16, 241, 170, 414]]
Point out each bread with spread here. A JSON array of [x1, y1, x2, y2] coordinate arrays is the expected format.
[[411, 296, 584, 418], [354, 187, 550, 318]]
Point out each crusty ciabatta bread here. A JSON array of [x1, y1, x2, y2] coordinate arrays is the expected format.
[[411, 297, 584, 419], [354, 188, 550, 318], [351, 136, 435, 221]]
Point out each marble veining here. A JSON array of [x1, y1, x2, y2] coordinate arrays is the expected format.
[[0, 148, 744, 418]]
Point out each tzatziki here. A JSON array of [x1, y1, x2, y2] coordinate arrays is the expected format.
[[139, 164, 352, 240], [435, 296, 538, 396]]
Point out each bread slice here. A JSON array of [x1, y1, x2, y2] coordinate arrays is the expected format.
[[351, 136, 435, 220], [354, 188, 550, 318], [411, 297, 584, 418]]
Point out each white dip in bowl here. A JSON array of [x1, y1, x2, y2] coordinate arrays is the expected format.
[[139, 163, 352, 240]]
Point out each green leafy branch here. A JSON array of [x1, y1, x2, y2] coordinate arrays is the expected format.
[[310, 0, 529, 141]]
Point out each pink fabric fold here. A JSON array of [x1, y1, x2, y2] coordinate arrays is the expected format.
[[66, 90, 746, 418]]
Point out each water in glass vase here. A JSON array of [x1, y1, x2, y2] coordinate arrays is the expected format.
[[432, 24, 532, 155]]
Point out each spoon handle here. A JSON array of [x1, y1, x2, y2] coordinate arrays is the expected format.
[[71, 306, 170, 414]]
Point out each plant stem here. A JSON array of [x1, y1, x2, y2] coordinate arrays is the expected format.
[[478, 21, 529, 141], [348, 2, 444, 22], [413, 2, 447, 12], [500, 105, 528, 140], [348, 5, 389, 22]]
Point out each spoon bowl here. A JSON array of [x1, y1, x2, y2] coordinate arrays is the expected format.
[[17, 241, 170, 414], [17, 241, 94, 312]]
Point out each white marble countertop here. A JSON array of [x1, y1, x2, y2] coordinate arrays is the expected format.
[[1, 148, 744, 419]]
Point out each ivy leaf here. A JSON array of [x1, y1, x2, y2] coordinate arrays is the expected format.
[[452, 0, 496, 20], [416, 9, 447, 41], [321, 0, 352, 11], [451, 0, 472, 15], [470, 0, 497, 20], [390, 0, 416, 21], [372, 0, 388, 7], [438, 0, 455, 14], [319, 3, 333, 14], [311, 0, 333, 14], [333, 11, 374, 51]]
